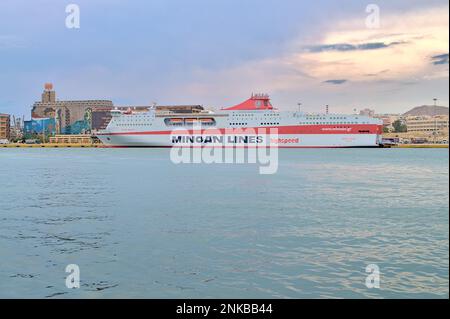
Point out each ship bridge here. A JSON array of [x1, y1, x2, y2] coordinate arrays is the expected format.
[[223, 94, 274, 111]]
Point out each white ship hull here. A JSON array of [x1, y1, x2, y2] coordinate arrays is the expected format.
[[97, 131, 381, 148]]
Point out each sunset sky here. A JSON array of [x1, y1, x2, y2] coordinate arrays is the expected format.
[[0, 0, 448, 116]]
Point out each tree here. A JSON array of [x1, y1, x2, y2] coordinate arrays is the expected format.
[[393, 120, 407, 133]]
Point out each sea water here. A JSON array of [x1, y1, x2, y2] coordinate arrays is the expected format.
[[0, 148, 448, 298]]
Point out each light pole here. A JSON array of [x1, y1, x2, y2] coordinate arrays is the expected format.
[[433, 98, 438, 143], [297, 102, 302, 113]]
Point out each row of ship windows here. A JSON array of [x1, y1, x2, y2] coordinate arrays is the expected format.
[[231, 115, 354, 120], [116, 116, 154, 122], [230, 122, 280, 126], [115, 123, 152, 126], [305, 117, 353, 120], [113, 121, 369, 126], [231, 116, 280, 119], [116, 121, 152, 123], [231, 114, 258, 117], [300, 122, 368, 125], [126, 116, 153, 119]]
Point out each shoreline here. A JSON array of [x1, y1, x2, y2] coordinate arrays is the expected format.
[[391, 144, 449, 148], [1, 143, 448, 149], [1, 143, 99, 148]]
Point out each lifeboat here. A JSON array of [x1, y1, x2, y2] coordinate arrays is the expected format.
[[164, 118, 184, 126]]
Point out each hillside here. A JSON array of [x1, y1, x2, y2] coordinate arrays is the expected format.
[[403, 105, 449, 116]]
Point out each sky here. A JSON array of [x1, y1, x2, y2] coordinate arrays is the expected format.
[[0, 0, 448, 117]]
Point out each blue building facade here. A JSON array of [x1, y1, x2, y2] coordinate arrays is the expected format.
[[24, 118, 56, 135]]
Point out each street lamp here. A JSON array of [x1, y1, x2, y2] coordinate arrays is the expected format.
[[297, 102, 302, 112], [433, 98, 438, 143]]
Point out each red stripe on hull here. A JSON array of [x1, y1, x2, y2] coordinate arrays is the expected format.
[[98, 124, 382, 136], [99, 145, 380, 149]]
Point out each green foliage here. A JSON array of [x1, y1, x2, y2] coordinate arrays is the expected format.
[[393, 120, 407, 133]]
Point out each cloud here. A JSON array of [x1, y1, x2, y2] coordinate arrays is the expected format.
[[431, 53, 449, 65], [365, 69, 390, 77], [297, 6, 449, 82], [173, 4, 449, 112], [323, 79, 348, 85], [305, 41, 404, 53]]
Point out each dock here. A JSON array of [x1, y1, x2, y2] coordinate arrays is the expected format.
[[1, 143, 99, 148], [1, 143, 448, 149], [391, 144, 448, 148]]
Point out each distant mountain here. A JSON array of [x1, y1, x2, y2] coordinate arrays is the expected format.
[[403, 105, 449, 116]]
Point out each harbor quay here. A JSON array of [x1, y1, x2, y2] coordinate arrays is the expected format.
[[0, 84, 448, 148]]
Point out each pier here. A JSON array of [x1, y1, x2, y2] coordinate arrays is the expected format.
[[1, 143, 98, 148], [1, 143, 448, 149]]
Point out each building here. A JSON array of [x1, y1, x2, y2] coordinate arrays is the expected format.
[[24, 118, 57, 136], [155, 105, 204, 113], [31, 83, 114, 134], [30, 83, 205, 134], [359, 108, 375, 117], [49, 134, 93, 144], [92, 108, 114, 131], [405, 115, 449, 133], [9, 116, 24, 141], [374, 114, 401, 132], [0, 113, 11, 141]]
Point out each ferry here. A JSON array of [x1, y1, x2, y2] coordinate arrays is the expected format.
[[96, 94, 383, 148]]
